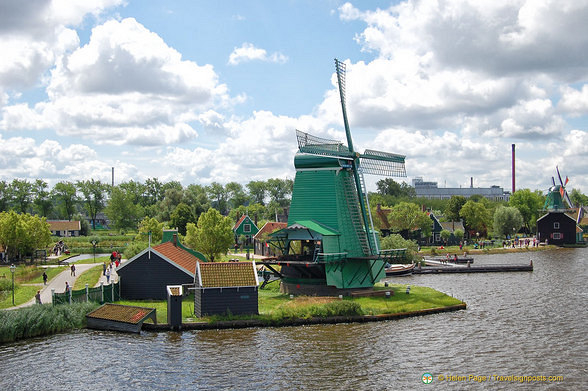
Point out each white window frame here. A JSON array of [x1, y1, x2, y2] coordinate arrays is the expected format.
[[553, 232, 561, 239], [244, 223, 251, 233], [553, 222, 560, 229]]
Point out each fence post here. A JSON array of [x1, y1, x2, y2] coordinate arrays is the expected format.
[[68, 285, 72, 304], [85, 284, 89, 302], [100, 282, 104, 303], [111, 282, 114, 303], [51, 288, 55, 306]]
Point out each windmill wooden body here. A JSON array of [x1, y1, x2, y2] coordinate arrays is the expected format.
[[267, 59, 407, 294]]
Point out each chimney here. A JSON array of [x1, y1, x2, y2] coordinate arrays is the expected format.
[[470, 177, 473, 188], [172, 233, 177, 247], [512, 144, 516, 193]]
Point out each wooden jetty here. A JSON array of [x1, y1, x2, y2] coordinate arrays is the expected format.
[[413, 261, 533, 274]]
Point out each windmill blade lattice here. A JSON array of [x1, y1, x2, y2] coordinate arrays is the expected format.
[[296, 130, 354, 158], [360, 149, 406, 177]]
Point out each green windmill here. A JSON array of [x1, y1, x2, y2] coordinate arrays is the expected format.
[[268, 59, 407, 295]]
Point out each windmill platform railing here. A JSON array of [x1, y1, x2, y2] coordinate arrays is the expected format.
[[379, 248, 408, 263], [316, 252, 348, 264]]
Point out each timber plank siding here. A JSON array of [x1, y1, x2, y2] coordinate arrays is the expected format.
[[118, 250, 194, 300], [537, 212, 577, 246], [194, 287, 258, 317]]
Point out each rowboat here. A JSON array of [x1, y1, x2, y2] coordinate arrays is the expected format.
[[385, 263, 415, 276]]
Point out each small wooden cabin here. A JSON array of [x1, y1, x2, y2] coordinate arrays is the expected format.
[[194, 261, 259, 317], [117, 240, 200, 300], [47, 220, 81, 237]]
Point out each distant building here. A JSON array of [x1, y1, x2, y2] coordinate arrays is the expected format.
[[412, 177, 510, 201], [254, 222, 287, 256], [47, 220, 81, 237]]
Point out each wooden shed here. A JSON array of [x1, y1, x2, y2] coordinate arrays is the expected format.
[[537, 211, 579, 246], [194, 261, 259, 317], [117, 241, 199, 300], [254, 221, 287, 256]]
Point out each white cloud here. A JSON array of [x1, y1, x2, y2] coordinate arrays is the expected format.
[[228, 43, 288, 65], [558, 85, 588, 117]]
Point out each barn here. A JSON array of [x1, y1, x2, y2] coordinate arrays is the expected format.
[[537, 212, 579, 246], [194, 261, 259, 317], [117, 236, 201, 300]]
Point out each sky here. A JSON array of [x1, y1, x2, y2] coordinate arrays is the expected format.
[[1, 0, 587, 195]]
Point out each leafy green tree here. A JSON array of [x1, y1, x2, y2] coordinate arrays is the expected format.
[[453, 229, 464, 241], [105, 187, 142, 230], [440, 229, 452, 243], [72, 213, 91, 236], [387, 202, 432, 237], [247, 180, 267, 205], [380, 234, 420, 263], [376, 178, 415, 198], [183, 184, 210, 220], [206, 182, 228, 214], [136, 217, 164, 243], [10, 179, 34, 213], [0, 211, 52, 260], [569, 189, 588, 207], [156, 188, 184, 222], [266, 178, 293, 207], [76, 179, 108, 229], [460, 200, 491, 236], [169, 202, 194, 236], [226, 182, 249, 210], [0, 181, 9, 212], [445, 195, 467, 222], [32, 179, 52, 217], [144, 177, 164, 205], [119, 180, 147, 207], [509, 189, 544, 233], [493, 206, 524, 238], [52, 181, 78, 220], [185, 208, 233, 261]]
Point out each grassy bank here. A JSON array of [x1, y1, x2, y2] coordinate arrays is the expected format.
[[121, 282, 464, 325], [0, 302, 99, 344]]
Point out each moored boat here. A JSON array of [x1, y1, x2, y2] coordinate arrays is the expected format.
[[385, 263, 415, 276]]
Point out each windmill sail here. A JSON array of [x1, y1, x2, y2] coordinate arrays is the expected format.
[[296, 130, 353, 158], [360, 149, 406, 177]]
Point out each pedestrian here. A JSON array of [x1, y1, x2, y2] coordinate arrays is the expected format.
[[42, 271, 48, 285], [106, 268, 111, 283], [103, 262, 107, 276], [70, 264, 76, 276], [35, 290, 42, 304], [65, 281, 69, 293]]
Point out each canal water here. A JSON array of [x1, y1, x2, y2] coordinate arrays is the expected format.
[[0, 248, 585, 390]]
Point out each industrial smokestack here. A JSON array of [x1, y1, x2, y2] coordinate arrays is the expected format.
[[111, 167, 114, 187], [470, 177, 473, 188], [511, 144, 515, 193]]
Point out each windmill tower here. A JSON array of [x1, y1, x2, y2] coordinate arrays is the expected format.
[[543, 166, 573, 211], [268, 59, 407, 294]]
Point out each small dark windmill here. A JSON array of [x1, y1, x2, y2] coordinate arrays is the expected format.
[[267, 59, 407, 294]]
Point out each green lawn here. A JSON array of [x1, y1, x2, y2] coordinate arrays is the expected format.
[[117, 281, 463, 324], [73, 264, 104, 290]]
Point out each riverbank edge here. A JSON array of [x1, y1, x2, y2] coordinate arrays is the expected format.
[[141, 303, 467, 331]]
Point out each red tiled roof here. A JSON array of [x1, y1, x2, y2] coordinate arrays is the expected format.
[[254, 222, 287, 239], [47, 220, 81, 231], [197, 262, 258, 288], [153, 242, 200, 275], [233, 214, 247, 230]]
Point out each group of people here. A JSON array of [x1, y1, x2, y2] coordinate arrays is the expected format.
[[101, 251, 121, 284]]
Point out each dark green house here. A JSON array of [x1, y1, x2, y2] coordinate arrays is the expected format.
[[233, 215, 259, 248]]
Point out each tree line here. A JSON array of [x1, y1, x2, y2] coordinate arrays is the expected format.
[[371, 178, 588, 240], [0, 178, 293, 235]]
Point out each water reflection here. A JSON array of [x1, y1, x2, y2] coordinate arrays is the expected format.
[[0, 248, 585, 390]]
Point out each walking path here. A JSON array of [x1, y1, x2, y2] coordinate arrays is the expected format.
[[11, 259, 119, 309]]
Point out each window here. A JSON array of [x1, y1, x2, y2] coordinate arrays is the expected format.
[[553, 233, 561, 239], [244, 224, 251, 233], [553, 222, 560, 229]]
